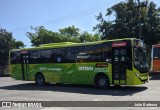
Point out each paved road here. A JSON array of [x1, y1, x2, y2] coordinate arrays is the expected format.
[[0, 77, 160, 110]]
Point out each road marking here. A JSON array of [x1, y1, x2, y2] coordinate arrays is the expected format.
[[94, 98, 101, 101]]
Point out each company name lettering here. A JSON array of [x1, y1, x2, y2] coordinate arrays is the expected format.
[[79, 66, 93, 71]]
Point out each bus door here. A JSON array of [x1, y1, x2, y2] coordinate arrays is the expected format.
[[112, 42, 127, 85], [21, 51, 29, 80]]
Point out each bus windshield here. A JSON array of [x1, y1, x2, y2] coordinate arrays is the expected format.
[[134, 40, 148, 72], [153, 47, 160, 59]]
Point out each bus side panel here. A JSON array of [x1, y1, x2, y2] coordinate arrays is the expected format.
[[68, 62, 111, 85], [51, 63, 68, 83], [28, 64, 67, 83], [27, 62, 112, 85], [60, 63, 75, 84], [126, 70, 135, 85], [71, 63, 95, 85], [10, 64, 23, 80], [28, 64, 44, 81], [107, 64, 112, 85]]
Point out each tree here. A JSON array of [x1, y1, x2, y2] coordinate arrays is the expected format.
[[0, 28, 24, 75], [142, 2, 160, 50], [79, 31, 100, 42], [59, 25, 80, 42], [27, 26, 63, 46], [27, 26, 100, 46], [94, 0, 160, 48], [59, 25, 79, 37], [13, 40, 25, 49]]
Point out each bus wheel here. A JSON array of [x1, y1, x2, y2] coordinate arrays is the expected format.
[[35, 73, 45, 86], [94, 75, 109, 89]]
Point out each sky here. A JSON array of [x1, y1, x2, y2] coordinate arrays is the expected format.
[[0, 0, 160, 47]]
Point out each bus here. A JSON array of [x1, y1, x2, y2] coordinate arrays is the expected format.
[[10, 38, 149, 88], [151, 44, 160, 73]]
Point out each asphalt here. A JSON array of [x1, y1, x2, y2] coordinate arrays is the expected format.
[[0, 77, 160, 110]]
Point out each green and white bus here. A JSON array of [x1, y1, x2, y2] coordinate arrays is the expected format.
[[10, 38, 149, 88]]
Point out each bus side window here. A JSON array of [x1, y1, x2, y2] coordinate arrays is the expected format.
[[52, 49, 61, 63], [101, 43, 112, 62], [66, 47, 79, 63], [84, 45, 102, 62], [29, 50, 39, 64], [52, 49, 66, 63], [10, 51, 21, 64], [39, 49, 52, 63], [76, 46, 85, 63]]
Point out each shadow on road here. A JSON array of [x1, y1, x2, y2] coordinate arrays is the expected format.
[[149, 72, 160, 80], [149, 77, 160, 80], [0, 83, 147, 96]]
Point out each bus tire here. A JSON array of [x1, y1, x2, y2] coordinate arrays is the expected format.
[[35, 73, 45, 86], [94, 74, 109, 89]]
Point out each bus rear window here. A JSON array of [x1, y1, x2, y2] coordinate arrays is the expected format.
[[153, 47, 160, 59]]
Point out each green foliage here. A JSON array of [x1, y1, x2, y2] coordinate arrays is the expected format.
[[27, 26, 63, 46], [27, 26, 100, 46], [79, 31, 100, 42], [0, 28, 25, 66], [59, 25, 80, 38], [94, 0, 160, 49]]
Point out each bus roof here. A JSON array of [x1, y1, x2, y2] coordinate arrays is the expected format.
[[153, 44, 160, 47], [11, 38, 136, 51]]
